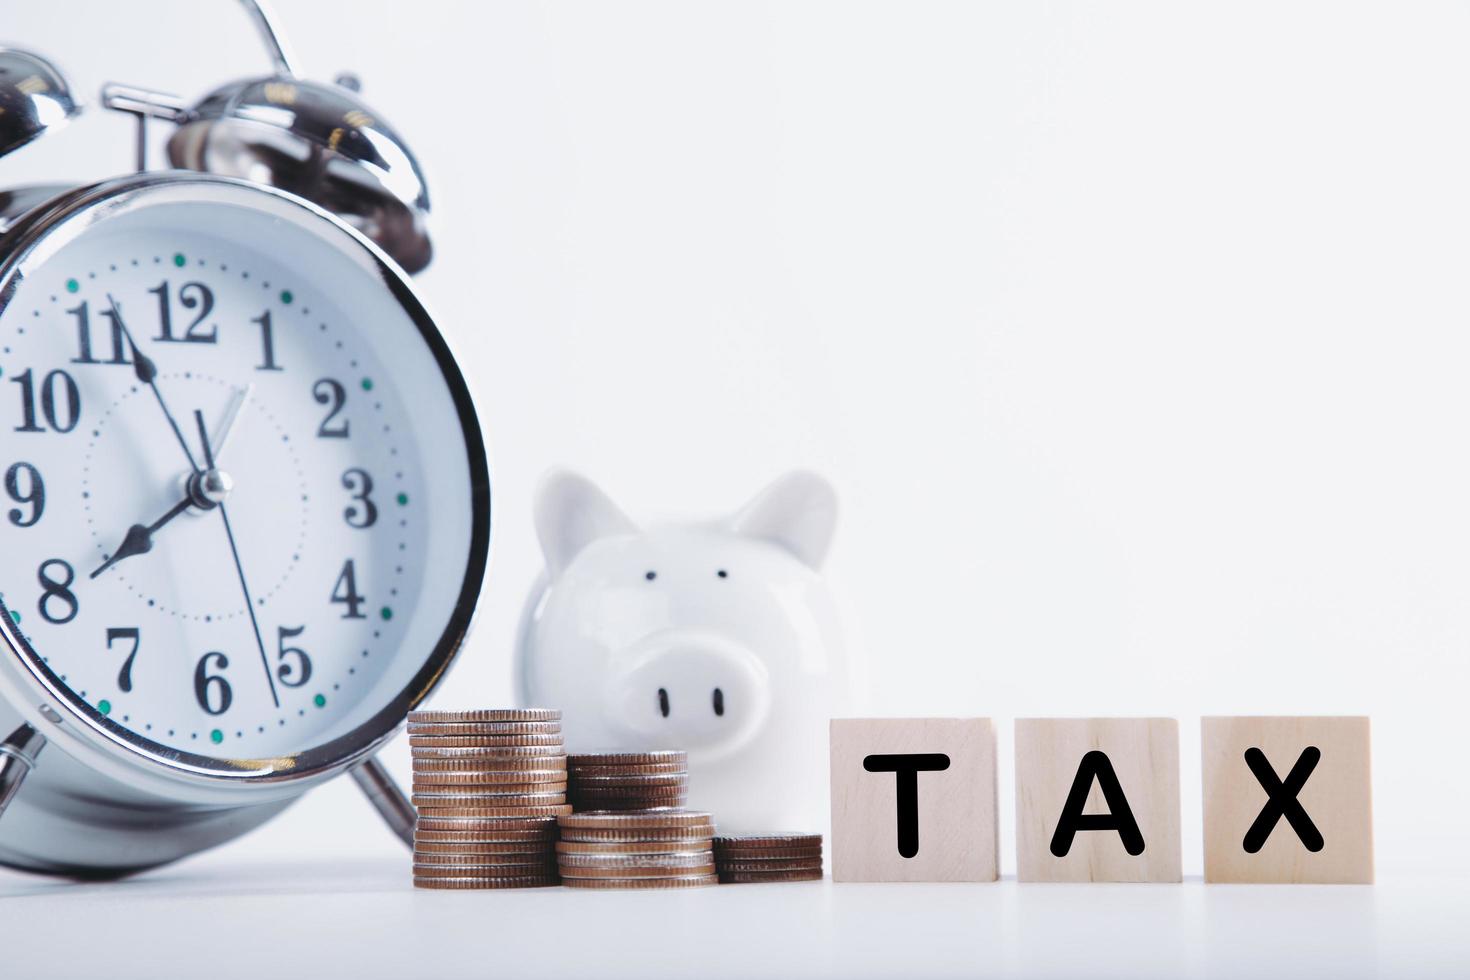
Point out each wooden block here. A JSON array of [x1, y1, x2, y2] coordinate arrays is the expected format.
[[1201, 716, 1373, 884], [829, 718, 998, 882], [1015, 718, 1182, 882]]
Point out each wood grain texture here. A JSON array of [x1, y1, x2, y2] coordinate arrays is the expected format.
[[1015, 717, 1182, 882], [830, 718, 998, 882], [1201, 716, 1373, 884]]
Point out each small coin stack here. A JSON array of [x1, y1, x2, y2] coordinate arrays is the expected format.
[[713, 834, 825, 883], [567, 750, 689, 811], [409, 708, 570, 889], [555, 810, 718, 889]]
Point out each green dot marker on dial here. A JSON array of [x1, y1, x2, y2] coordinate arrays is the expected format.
[[396, 492, 408, 506], [314, 694, 326, 708], [9, 610, 19, 624], [380, 606, 393, 621], [361, 377, 374, 392], [173, 253, 187, 268], [98, 699, 111, 716], [280, 290, 293, 305], [210, 729, 224, 744], [66, 278, 79, 293]]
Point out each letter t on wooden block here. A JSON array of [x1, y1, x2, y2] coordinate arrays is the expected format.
[[829, 718, 998, 882], [1015, 718, 1182, 882], [1201, 716, 1373, 883]]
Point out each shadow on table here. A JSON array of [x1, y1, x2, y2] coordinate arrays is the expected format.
[[0, 857, 404, 900]]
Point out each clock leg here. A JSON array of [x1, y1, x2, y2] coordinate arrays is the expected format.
[[0, 723, 46, 825], [351, 755, 415, 849]]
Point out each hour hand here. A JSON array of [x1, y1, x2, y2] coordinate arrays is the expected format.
[[90, 497, 191, 579], [89, 386, 250, 581]]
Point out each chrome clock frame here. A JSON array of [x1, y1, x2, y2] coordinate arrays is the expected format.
[[0, 172, 490, 876]]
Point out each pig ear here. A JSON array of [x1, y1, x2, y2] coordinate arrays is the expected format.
[[535, 470, 638, 575], [729, 471, 838, 569]]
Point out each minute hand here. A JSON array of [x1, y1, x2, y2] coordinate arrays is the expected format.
[[108, 293, 201, 473]]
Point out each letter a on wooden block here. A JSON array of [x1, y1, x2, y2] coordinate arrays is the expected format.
[[1015, 718, 1182, 882], [829, 718, 998, 882], [1201, 716, 1373, 883]]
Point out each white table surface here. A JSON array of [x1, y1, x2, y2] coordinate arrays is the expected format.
[[2, 857, 1464, 979]]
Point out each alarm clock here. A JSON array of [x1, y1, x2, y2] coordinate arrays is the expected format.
[[0, 2, 490, 878]]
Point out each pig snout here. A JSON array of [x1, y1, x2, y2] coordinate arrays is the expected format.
[[605, 632, 771, 761]]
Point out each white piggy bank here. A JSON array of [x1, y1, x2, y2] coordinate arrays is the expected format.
[[515, 470, 849, 833]]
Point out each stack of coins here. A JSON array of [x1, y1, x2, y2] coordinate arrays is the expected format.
[[409, 708, 570, 889], [555, 810, 718, 889], [567, 750, 688, 811], [713, 834, 825, 883]]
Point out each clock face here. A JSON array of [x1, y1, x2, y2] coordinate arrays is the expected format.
[[0, 178, 486, 771]]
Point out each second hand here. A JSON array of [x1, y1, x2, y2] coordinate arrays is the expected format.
[[196, 409, 280, 710]]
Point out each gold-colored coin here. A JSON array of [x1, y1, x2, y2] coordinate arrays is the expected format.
[[711, 846, 823, 861], [413, 837, 556, 848], [414, 861, 558, 877], [561, 874, 717, 890], [413, 783, 567, 795], [414, 829, 558, 844], [416, 800, 567, 813], [415, 815, 563, 832], [555, 840, 712, 855], [411, 770, 569, 786], [410, 745, 567, 760], [416, 859, 558, 872], [408, 721, 561, 736], [415, 784, 569, 799], [408, 708, 561, 723], [414, 853, 559, 868], [569, 762, 686, 776], [413, 875, 560, 889], [413, 841, 557, 856], [569, 799, 688, 813], [557, 827, 715, 844], [557, 853, 717, 871], [567, 751, 686, 767], [409, 733, 564, 748], [570, 786, 687, 797], [558, 810, 712, 830], [570, 799, 687, 811], [560, 865, 716, 880], [713, 834, 823, 850], [412, 791, 567, 807], [417, 804, 573, 819], [716, 858, 824, 873], [417, 758, 570, 769], [571, 773, 688, 787], [717, 869, 824, 883]]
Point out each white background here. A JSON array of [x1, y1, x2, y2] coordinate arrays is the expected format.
[[3, 2, 1469, 974]]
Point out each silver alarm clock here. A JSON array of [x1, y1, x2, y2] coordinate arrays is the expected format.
[[0, 2, 489, 877]]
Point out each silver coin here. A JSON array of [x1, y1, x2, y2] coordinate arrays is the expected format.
[[408, 708, 562, 723], [570, 773, 690, 787], [557, 852, 718, 870], [410, 745, 568, 759]]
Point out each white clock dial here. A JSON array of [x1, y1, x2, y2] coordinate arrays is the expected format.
[[0, 184, 483, 765]]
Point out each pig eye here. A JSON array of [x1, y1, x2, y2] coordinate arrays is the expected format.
[[645, 571, 657, 581], [716, 569, 728, 579]]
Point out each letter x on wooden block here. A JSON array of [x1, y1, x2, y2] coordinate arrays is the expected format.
[[829, 718, 998, 882], [1201, 716, 1373, 883], [1015, 718, 1182, 882]]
